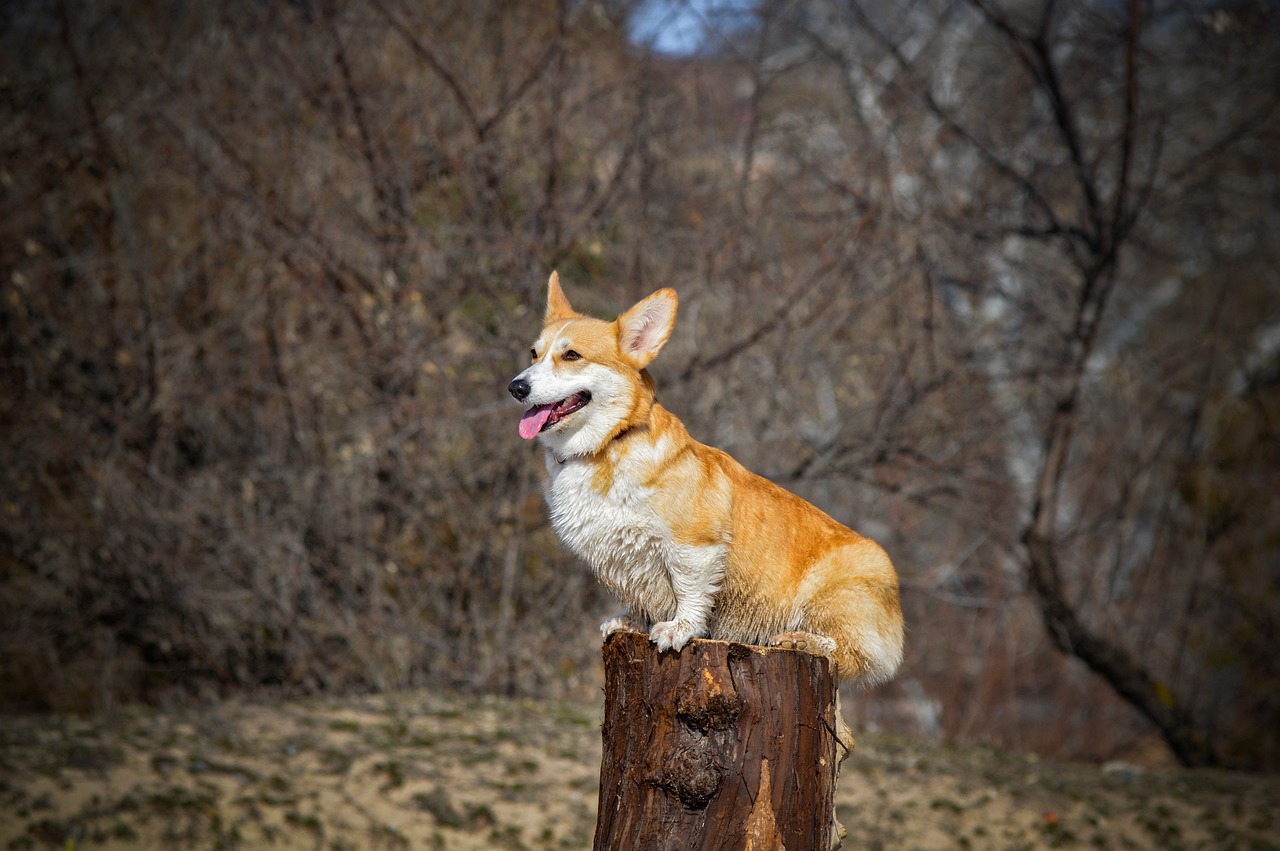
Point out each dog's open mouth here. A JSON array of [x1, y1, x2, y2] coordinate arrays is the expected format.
[[518, 391, 591, 440]]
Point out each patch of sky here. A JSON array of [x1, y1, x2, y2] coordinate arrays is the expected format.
[[626, 0, 759, 57]]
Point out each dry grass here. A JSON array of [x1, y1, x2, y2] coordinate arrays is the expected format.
[[2, 690, 1276, 850]]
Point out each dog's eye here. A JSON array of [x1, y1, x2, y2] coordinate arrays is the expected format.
[[530, 348, 538, 361], [562, 350, 581, 362]]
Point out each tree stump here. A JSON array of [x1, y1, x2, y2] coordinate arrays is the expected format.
[[593, 630, 841, 851]]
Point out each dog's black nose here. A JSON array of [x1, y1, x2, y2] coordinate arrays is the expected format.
[[508, 377, 531, 401]]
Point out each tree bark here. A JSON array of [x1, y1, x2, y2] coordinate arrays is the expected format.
[[593, 630, 841, 851]]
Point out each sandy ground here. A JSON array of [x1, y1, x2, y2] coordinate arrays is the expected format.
[[1, 689, 1277, 850]]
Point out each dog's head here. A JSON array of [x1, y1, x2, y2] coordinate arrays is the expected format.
[[509, 272, 677, 458]]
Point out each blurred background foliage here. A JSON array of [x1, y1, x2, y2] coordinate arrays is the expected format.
[[1, 0, 1277, 769]]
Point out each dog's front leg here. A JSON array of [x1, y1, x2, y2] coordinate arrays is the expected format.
[[649, 544, 724, 653]]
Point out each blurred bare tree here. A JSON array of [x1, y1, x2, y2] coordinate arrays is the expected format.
[[2, 0, 650, 705], [2, 0, 1276, 768], [722, 0, 1280, 766]]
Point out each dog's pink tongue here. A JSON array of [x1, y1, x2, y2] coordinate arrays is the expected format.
[[519, 405, 553, 440]]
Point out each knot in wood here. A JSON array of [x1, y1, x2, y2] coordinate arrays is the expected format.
[[675, 668, 746, 733], [658, 740, 721, 809]]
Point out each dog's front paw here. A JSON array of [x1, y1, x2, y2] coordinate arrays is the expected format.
[[649, 619, 704, 653], [600, 614, 646, 639]]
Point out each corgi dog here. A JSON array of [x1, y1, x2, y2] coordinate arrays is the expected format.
[[509, 272, 904, 691]]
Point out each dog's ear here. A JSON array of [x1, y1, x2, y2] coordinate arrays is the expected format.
[[545, 271, 578, 322], [617, 288, 678, 368]]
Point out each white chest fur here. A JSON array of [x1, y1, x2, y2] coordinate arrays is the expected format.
[[543, 453, 680, 621]]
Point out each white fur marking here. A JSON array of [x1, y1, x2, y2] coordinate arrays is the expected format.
[[546, 454, 725, 652]]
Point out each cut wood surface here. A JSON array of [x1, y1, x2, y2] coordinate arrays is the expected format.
[[593, 630, 840, 851]]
